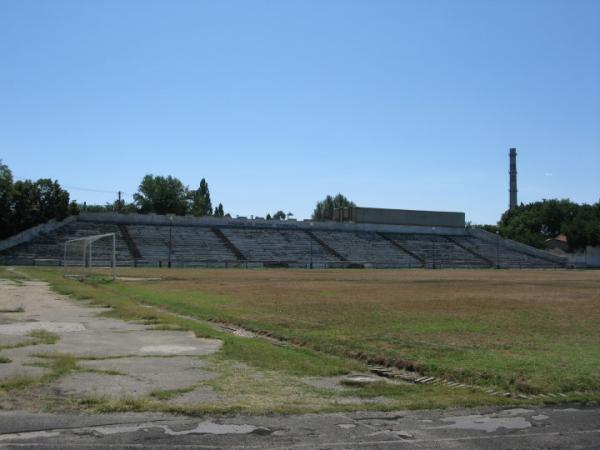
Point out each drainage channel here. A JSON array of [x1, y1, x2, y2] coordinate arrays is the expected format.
[[137, 303, 288, 348], [367, 366, 576, 400]]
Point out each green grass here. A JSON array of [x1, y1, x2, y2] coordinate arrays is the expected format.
[[0, 355, 11, 363], [7, 266, 600, 411], [27, 330, 60, 345], [0, 353, 79, 393], [0, 330, 60, 352], [149, 386, 196, 400], [0, 266, 27, 283]]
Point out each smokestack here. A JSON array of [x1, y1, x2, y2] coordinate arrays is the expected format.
[[509, 148, 517, 210]]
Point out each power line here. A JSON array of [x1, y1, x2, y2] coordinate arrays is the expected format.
[[10, 172, 135, 199], [64, 186, 135, 196]]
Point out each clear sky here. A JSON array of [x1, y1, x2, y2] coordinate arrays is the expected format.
[[1, 0, 598, 224]]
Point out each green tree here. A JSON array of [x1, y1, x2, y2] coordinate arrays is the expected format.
[[475, 224, 498, 233], [133, 175, 189, 215], [562, 204, 600, 250], [312, 193, 355, 220], [35, 179, 70, 223], [272, 210, 286, 220], [68, 200, 80, 216], [190, 178, 213, 216], [498, 199, 600, 250], [214, 203, 225, 217], [0, 160, 14, 238], [8, 178, 70, 237]]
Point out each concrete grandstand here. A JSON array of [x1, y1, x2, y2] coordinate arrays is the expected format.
[[0, 211, 566, 269]]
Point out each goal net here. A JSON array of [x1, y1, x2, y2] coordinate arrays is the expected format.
[[63, 233, 116, 280]]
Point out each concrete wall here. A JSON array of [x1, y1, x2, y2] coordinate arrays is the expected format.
[[562, 246, 600, 268], [76, 212, 467, 236], [334, 207, 465, 228]]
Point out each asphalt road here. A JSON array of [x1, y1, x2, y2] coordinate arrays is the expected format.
[[1, 405, 599, 449]]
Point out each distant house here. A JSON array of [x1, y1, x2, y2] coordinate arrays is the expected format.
[[545, 234, 569, 253], [545, 234, 600, 268]]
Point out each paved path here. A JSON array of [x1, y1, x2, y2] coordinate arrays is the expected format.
[[0, 406, 599, 448], [0, 279, 222, 401]]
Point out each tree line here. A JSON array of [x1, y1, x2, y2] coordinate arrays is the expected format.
[[1, 160, 70, 239], [0, 161, 227, 239], [478, 199, 600, 251], [1, 159, 355, 240]]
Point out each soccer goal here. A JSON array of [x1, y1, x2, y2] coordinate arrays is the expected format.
[[63, 233, 116, 280]]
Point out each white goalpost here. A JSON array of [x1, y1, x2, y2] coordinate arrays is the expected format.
[[63, 233, 116, 280]]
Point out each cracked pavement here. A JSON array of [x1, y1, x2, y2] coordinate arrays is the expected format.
[[1, 406, 599, 448]]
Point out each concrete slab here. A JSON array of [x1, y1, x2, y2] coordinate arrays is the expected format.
[[0, 334, 32, 347], [0, 321, 86, 335], [0, 355, 50, 379], [168, 386, 224, 405], [0, 279, 223, 403], [55, 357, 218, 397]]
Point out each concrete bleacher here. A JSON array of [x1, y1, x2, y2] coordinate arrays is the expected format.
[[0, 222, 131, 266], [312, 230, 422, 267], [0, 213, 566, 269], [126, 225, 236, 265], [221, 228, 335, 265], [451, 235, 562, 268], [384, 233, 491, 268]]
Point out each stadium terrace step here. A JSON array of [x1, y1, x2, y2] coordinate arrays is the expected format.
[[451, 235, 561, 268], [311, 230, 422, 267], [210, 227, 247, 261], [220, 228, 338, 264], [126, 224, 237, 263], [444, 235, 494, 267], [118, 224, 142, 259], [304, 230, 347, 262], [378, 232, 425, 267], [383, 233, 491, 269]]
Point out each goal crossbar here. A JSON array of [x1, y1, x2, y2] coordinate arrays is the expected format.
[[63, 233, 116, 280]]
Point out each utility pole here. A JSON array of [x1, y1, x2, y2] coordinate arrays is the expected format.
[[431, 227, 436, 269], [168, 215, 173, 268], [310, 235, 313, 269], [496, 231, 500, 269], [309, 222, 314, 269]]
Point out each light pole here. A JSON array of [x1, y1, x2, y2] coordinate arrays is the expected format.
[[309, 222, 314, 269], [496, 230, 500, 269], [431, 227, 436, 269], [168, 215, 173, 269]]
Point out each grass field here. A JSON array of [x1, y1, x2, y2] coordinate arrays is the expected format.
[[3, 266, 600, 412]]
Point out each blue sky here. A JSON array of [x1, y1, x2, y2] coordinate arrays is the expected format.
[[1, 0, 598, 224]]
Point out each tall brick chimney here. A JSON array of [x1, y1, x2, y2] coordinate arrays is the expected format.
[[509, 148, 518, 210]]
